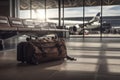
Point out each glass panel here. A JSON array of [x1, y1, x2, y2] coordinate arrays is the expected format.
[[84, 0, 101, 37], [102, 0, 120, 37], [62, 0, 83, 36], [19, 0, 30, 18], [19, 0, 46, 20], [30, 0, 45, 20], [46, 0, 59, 25]]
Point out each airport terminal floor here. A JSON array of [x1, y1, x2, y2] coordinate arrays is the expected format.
[[1, 37, 120, 80]]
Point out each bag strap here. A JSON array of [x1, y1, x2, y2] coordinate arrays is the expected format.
[[55, 41, 65, 56], [29, 42, 47, 57]]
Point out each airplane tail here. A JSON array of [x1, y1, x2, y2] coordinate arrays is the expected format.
[[89, 12, 101, 23]]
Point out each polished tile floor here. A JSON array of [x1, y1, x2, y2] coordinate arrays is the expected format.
[[0, 38, 120, 80]]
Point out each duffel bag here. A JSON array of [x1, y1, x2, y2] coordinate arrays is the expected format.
[[17, 38, 67, 64]]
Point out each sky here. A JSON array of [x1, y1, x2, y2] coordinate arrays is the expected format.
[[20, 5, 120, 19]]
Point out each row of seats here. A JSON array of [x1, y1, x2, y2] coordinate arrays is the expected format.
[[0, 16, 68, 40], [0, 16, 67, 31]]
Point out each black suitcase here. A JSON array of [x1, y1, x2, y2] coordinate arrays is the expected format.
[[17, 42, 27, 63], [17, 42, 23, 61]]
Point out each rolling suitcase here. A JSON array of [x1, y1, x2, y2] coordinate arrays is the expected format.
[[17, 42, 28, 63]]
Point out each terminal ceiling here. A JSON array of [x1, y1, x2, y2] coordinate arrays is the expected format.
[[20, 0, 120, 10]]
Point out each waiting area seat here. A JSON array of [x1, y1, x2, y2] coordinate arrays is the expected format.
[[0, 16, 68, 32], [8, 17, 32, 31], [0, 16, 12, 30]]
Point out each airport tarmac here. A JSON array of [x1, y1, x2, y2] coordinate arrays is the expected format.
[[0, 37, 120, 80], [70, 34, 120, 38]]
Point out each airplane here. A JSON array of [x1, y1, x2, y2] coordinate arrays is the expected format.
[[66, 12, 101, 35], [48, 12, 111, 35], [69, 12, 112, 35]]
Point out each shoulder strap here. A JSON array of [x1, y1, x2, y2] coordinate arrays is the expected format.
[[29, 42, 47, 57]]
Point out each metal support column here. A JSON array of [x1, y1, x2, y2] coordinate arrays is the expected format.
[[62, 0, 64, 27], [58, 0, 61, 27], [83, 0, 85, 39], [30, 0, 32, 19], [100, 0, 103, 40], [45, 0, 47, 22]]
